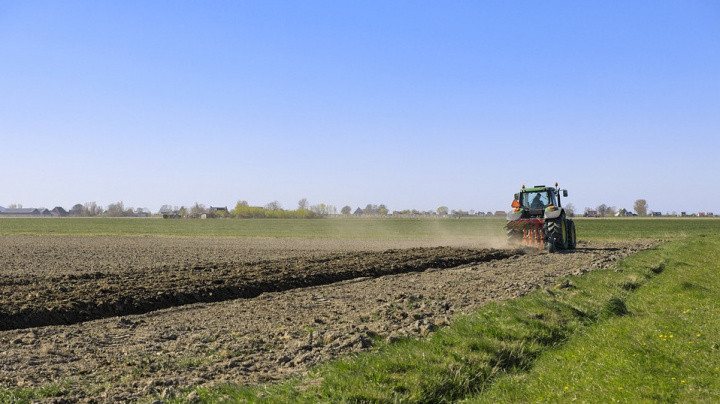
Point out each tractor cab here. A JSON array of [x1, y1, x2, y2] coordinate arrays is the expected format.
[[521, 189, 555, 211], [513, 185, 561, 218]]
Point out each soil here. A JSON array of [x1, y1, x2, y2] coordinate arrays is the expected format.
[[0, 236, 657, 402]]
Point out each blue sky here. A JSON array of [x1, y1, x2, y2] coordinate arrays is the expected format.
[[1, 1, 718, 213]]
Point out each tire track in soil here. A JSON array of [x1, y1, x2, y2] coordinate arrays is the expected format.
[[0, 247, 516, 331]]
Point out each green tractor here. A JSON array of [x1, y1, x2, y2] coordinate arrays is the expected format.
[[506, 183, 576, 252]]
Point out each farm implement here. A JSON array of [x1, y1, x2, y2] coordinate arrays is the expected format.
[[506, 183, 576, 252]]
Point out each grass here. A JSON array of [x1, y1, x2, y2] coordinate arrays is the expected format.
[[0, 382, 70, 402], [0, 217, 505, 238], [0, 216, 718, 239], [160, 234, 720, 403], [469, 236, 720, 403]]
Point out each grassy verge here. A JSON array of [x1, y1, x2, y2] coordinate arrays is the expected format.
[[468, 236, 720, 403], [164, 237, 718, 402]]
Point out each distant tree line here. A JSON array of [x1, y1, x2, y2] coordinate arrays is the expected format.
[[229, 200, 337, 219], [64, 202, 150, 217], [8, 198, 660, 219]]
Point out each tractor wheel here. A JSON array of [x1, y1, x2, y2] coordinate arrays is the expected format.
[[546, 216, 568, 251], [567, 220, 577, 249], [548, 234, 557, 253], [507, 228, 523, 245]]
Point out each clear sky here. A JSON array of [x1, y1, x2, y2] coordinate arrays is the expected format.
[[1, 1, 718, 214]]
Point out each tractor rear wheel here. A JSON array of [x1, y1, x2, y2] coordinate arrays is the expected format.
[[507, 228, 523, 245], [567, 220, 577, 249], [546, 215, 568, 251]]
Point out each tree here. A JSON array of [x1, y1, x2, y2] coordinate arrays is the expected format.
[[341, 205, 351, 215], [298, 198, 309, 210], [378, 204, 389, 215], [264, 201, 282, 211], [8, 203, 22, 209], [634, 199, 649, 216], [69, 203, 84, 216], [190, 202, 207, 217], [606, 206, 617, 216], [84, 202, 101, 216], [597, 204, 608, 217], [364, 204, 376, 215], [436, 206, 449, 216], [106, 201, 129, 217], [564, 203, 575, 217]]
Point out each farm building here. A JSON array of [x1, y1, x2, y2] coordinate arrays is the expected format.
[[51, 207, 68, 217], [584, 210, 598, 217], [0, 208, 53, 217], [353, 208, 363, 216], [615, 208, 634, 217], [494, 211, 506, 217], [650, 212, 662, 217], [209, 206, 229, 217]]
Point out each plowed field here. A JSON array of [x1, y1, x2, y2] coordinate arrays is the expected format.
[[0, 235, 655, 402]]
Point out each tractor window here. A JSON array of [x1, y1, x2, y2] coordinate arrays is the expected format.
[[522, 191, 552, 209]]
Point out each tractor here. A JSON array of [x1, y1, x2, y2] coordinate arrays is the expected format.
[[506, 183, 576, 252]]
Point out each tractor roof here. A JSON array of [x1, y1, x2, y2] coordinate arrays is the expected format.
[[521, 186, 553, 192]]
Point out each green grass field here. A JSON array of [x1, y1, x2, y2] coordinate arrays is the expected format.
[[0, 217, 718, 239]]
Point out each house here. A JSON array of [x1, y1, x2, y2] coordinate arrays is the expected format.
[[651, 212, 662, 217], [0, 206, 4, 212], [615, 208, 633, 217], [584, 210, 598, 217], [0, 208, 53, 217], [51, 207, 68, 217], [494, 211, 506, 217], [353, 208, 364, 216], [209, 206, 228, 213], [680, 212, 687, 217]]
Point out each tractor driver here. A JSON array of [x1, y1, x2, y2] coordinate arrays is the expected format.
[[530, 193, 544, 209]]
